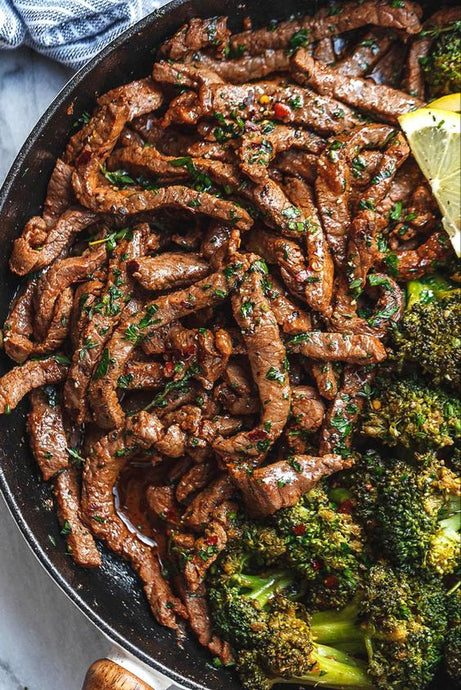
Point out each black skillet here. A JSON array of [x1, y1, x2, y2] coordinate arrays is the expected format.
[[0, 0, 454, 688]]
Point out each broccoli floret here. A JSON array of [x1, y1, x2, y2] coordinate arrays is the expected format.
[[421, 20, 461, 97], [348, 451, 461, 576], [362, 374, 461, 451], [310, 565, 448, 690], [274, 483, 368, 610], [445, 583, 461, 683], [391, 276, 461, 389]]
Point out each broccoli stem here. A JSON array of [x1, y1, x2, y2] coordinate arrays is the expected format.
[[233, 571, 295, 607], [273, 644, 375, 689]]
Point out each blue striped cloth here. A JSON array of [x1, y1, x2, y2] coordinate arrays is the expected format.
[[0, 0, 164, 69]]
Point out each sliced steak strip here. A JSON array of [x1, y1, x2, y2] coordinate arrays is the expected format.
[[42, 158, 75, 227], [64, 225, 147, 424], [10, 207, 97, 277], [182, 474, 234, 532], [176, 461, 216, 504], [263, 274, 312, 335], [194, 49, 290, 82], [34, 245, 107, 338], [129, 253, 210, 292], [310, 362, 339, 401], [3, 280, 36, 363], [119, 361, 165, 390], [184, 500, 237, 591], [90, 258, 250, 429], [390, 230, 453, 280], [159, 17, 230, 60], [286, 331, 387, 364], [238, 125, 324, 183], [230, 0, 421, 55], [320, 364, 376, 456], [54, 467, 101, 567], [81, 425, 187, 628], [335, 29, 396, 77], [200, 81, 362, 135], [213, 268, 291, 461], [231, 453, 350, 516], [27, 388, 70, 481], [316, 123, 400, 266], [0, 356, 68, 414], [284, 176, 334, 316], [291, 50, 424, 125]]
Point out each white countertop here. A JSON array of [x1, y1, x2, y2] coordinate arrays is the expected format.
[[0, 46, 177, 690]]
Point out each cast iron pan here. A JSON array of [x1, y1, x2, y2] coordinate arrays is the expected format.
[[0, 0, 453, 688]]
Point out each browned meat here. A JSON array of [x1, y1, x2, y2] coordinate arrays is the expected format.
[[81, 425, 187, 628], [89, 259, 249, 429], [200, 222, 240, 271], [232, 453, 350, 516], [368, 42, 404, 87], [42, 158, 75, 226], [213, 269, 291, 461], [286, 331, 387, 364], [159, 17, 230, 60], [153, 60, 224, 90], [320, 364, 375, 455], [291, 50, 425, 124], [314, 37, 335, 64], [70, 277, 105, 349], [129, 253, 210, 292], [263, 274, 312, 335], [331, 274, 404, 337], [230, 0, 421, 55], [2, 280, 36, 363], [0, 356, 68, 414], [182, 474, 234, 532], [176, 462, 216, 504], [27, 389, 70, 481], [291, 385, 325, 431], [310, 362, 339, 400], [316, 123, 404, 265], [64, 224, 146, 423], [335, 29, 396, 77], [284, 177, 334, 316], [146, 485, 177, 522], [119, 361, 165, 390], [273, 149, 318, 183], [238, 125, 324, 183], [184, 500, 236, 591], [175, 579, 233, 664], [9, 207, 97, 277], [199, 81, 362, 135], [34, 245, 107, 338], [54, 468, 101, 567], [391, 231, 453, 280], [194, 49, 290, 82]]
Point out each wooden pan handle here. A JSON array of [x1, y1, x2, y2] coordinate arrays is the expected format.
[[82, 659, 155, 690]]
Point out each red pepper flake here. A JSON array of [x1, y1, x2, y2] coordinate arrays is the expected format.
[[337, 499, 354, 514], [164, 361, 174, 376], [248, 428, 268, 441], [206, 534, 218, 546], [324, 575, 340, 589], [164, 508, 177, 521], [292, 524, 306, 536], [274, 102, 292, 119]]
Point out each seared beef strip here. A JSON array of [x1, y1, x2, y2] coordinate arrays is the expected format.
[[286, 331, 387, 364], [129, 252, 210, 292], [229, 0, 421, 55], [335, 29, 396, 77], [27, 388, 70, 481], [159, 16, 230, 60], [231, 453, 351, 516], [291, 50, 425, 124], [0, 357, 68, 414], [213, 269, 291, 461]]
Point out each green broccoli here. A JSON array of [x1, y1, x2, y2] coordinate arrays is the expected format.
[[362, 374, 461, 451], [210, 560, 447, 690], [348, 451, 461, 576], [391, 275, 461, 389], [310, 565, 448, 690], [421, 20, 461, 97], [273, 483, 368, 610], [208, 562, 374, 689], [444, 582, 461, 684]]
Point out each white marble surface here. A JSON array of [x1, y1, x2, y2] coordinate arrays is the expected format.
[[0, 47, 177, 690]]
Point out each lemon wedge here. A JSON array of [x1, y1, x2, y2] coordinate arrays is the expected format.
[[428, 93, 461, 113], [398, 106, 461, 257]]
